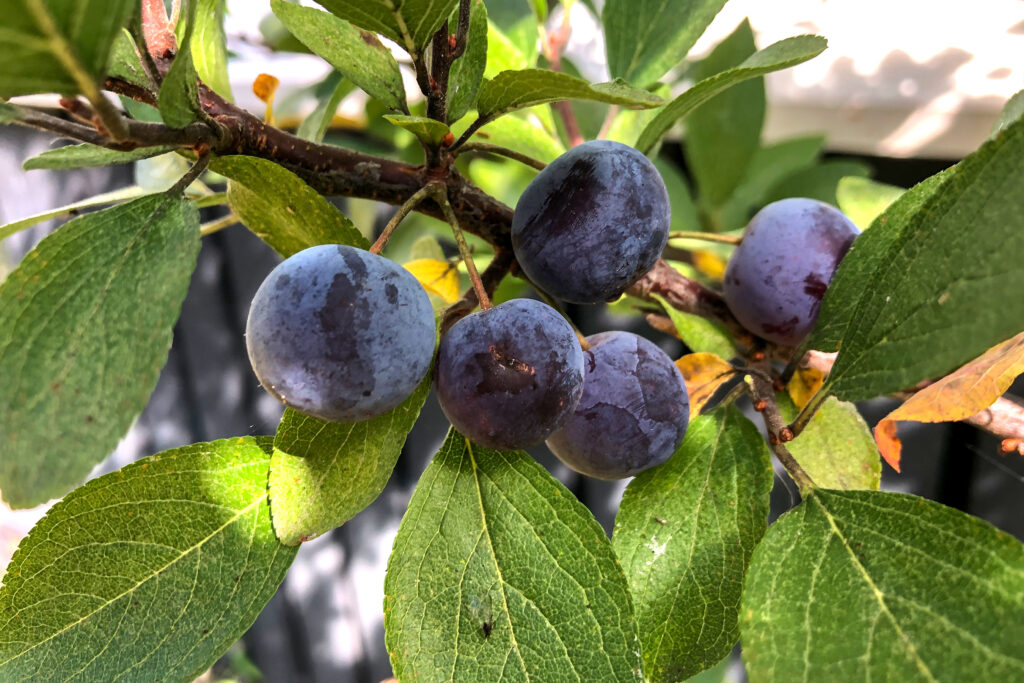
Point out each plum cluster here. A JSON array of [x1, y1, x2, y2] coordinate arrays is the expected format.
[[242, 140, 908, 480], [243, 145, 861, 483], [430, 140, 685, 478]]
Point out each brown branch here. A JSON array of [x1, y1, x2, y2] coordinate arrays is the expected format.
[[105, 77, 158, 107], [645, 313, 679, 338], [748, 359, 816, 492], [454, 142, 546, 171], [628, 259, 759, 350], [972, 397, 1024, 454], [141, 0, 177, 59], [11, 102, 219, 151], [450, 0, 472, 59], [427, 21, 451, 124]]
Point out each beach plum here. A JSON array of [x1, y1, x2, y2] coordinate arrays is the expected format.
[[435, 298, 585, 450], [245, 244, 435, 422], [546, 331, 690, 480], [511, 140, 670, 304], [723, 198, 859, 346]]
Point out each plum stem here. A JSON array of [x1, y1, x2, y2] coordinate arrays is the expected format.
[[668, 231, 742, 245], [168, 153, 211, 197], [440, 249, 513, 334], [432, 184, 492, 310], [747, 359, 817, 493], [369, 184, 436, 254], [199, 212, 237, 237], [454, 142, 547, 171], [788, 388, 829, 439]]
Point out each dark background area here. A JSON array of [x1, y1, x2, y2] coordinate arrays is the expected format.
[[1, 127, 1021, 682]]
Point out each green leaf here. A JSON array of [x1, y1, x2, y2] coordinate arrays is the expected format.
[[740, 489, 1024, 681], [636, 35, 827, 155], [473, 113, 565, 163], [835, 176, 905, 230], [273, 0, 408, 113], [992, 88, 1024, 138], [384, 114, 451, 147], [553, 56, 612, 141], [409, 234, 446, 261], [655, 157, 701, 233], [192, 0, 234, 101], [604, 0, 727, 87], [606, 83, 672, 147], [448, 0, 488, 123], [484, 19, 529, 78], [385, 430, 642, 682], [22, 143, 177, 170], [803, 170, 950, 354], [269, 378, 430, 546], [476, 69, 664, 123], [778, 395, 881, 491], [526, 0, 547, 22], [212, 155, 369, 256], [0, 0, 136, 98], [813, 118, 1024, 402], [0, 437, 297, 680], [683, 21, 763, 207], [716, 135, 825, 232], [0, 100, 18, 124], [653, 294, 735, 359], [762, 160, 870, 207], [313, 0, 459, 57], [613, 407, 772, 681], [296, 72, 355, 143], [158, 0, 202, 128], [121, 94, 164, 123], [485, 0, 538, 67], [0, 185, 151, 241], [0, 193, 199, 508], [109, 28, 152, 89]]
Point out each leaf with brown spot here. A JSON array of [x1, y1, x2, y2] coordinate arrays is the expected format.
[[675, 352, 737, 415], [787, 365, 826, 409], [874, 331, 1024, 472]]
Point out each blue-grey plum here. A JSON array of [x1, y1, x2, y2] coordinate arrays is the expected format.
[[546, 331, 690, 480], [723, 198, 859, 347], [511, 140, 671, 304], [435, 298, 585, 450], [245, 244, 435, 422]]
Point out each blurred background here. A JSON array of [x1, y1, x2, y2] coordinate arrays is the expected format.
[[1, 1, 1022, 681]]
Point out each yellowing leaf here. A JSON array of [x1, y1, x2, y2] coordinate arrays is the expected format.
[[873, 419, 903, 473], [404, 258, 459, 303], [693, 249, 727, 280], [874, 330, 1024, 472], [675, 352, 737, 415], [253, 73, 280, 124], [787, 366, 826, 409]]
